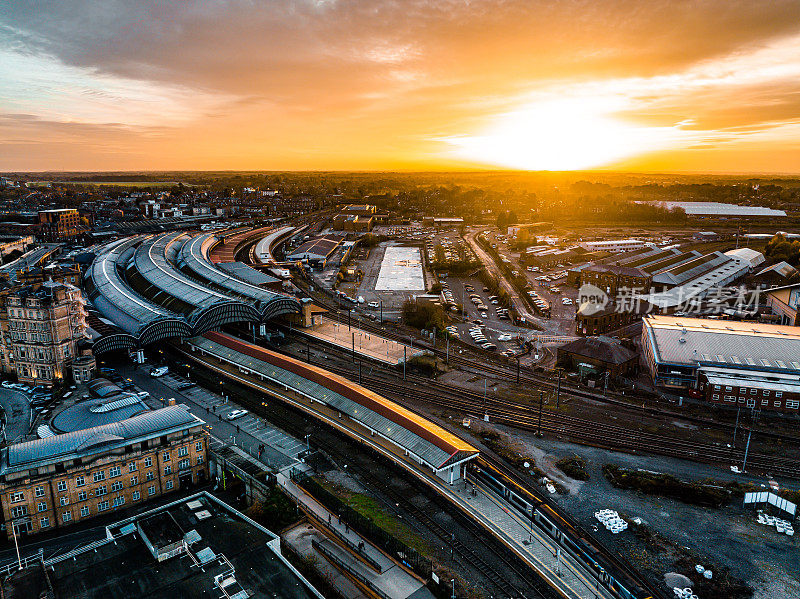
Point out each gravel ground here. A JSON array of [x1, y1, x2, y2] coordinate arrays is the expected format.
[[492, 424, 800, 599]]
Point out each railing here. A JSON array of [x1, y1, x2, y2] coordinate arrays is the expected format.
[[311, 539, 392, 599], [0, 548, 43, 578], [302, 506, 383, 572]]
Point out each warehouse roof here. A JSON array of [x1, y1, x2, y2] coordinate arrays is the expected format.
[[643, 315, 800, 372], [651, 201, 787, 217]]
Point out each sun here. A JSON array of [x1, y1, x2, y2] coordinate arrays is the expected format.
[[443, 96, 681, 171]]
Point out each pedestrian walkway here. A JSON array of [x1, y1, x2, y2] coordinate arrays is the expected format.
[[451, 479, 614, 599], [279, 472, 434, 599]]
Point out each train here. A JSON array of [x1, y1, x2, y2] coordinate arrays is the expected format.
[[469, 460, 656, 599]]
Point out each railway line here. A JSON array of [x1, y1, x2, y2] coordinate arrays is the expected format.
[[313, 357, 800, 480], [283, 293, 800, 473], [266, 325, 800, 480]]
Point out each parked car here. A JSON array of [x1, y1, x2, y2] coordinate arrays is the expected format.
[[150, 366, 169, 378], [177, 382, 196, 391], [137, 391, 151, 399], [225, 409, 249, 421]]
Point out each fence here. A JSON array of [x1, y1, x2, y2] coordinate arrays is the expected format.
[[311, 539, 392, 599], [302, 505, 383, 572], [293, 472, 431, 580]]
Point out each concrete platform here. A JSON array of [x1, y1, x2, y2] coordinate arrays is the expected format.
[[281, 474, 433, 599], [303, 317, 418, 365]]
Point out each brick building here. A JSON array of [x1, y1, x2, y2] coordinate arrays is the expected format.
[[1, 281, 88, 385], [0, 406, 208, 538], [38, 209, 81, 241]]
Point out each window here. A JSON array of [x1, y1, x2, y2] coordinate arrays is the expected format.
[[75, 475, 85, 487], [10, 491, 24, 503], [109, 466, 121, 477], [146, 471, 154, 481], [724, 395, 735, 402], [132, 491, 140, 501], [787, 400, 799, 409], [57, 480, 67, 492], [712, 394, 719, 400], [179, 459, 190, 470], [165, 480, 173, 490], [62, 511, 72, 523], [11, 506, 27, 518], [195, 441, 203, 452], [178, 446, 188, 457], [738, 397, 745, 403], [40, 517, 50, 529], [774, 401, 782, 408], [162, 451, 170, 462], [763, 390, 770, 396], [59, 497, 69, 506], [37, 502, 47, 512], [78, 491, 87, 502], [725, 386, 732, 392], [762, 399, 769, 405], [776, 392, 783, 398], [80, 506, 90, 517], [111, 481, 123, 492], [97, 501, 109, 512], [144, 457, 152, 467], [130, 476, 138, 486], [148, 485, 156, 496], [93, 471, 105, 482], [750, 388, 757, 395], [34, 486, 45, 498], [128, 462, 137, 473], [196, 455, 204, 465], [113, 496, 125, 508], [164, 465, 172, 475], [95, 485, 107, 497]]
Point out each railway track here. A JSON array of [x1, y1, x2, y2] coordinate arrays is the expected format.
[[304, 292, 800, 445], [279, 339, 800, 479], [228, 377, 552, 599]]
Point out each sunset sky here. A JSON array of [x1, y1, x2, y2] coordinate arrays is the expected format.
[[2, 1, 800, 173]]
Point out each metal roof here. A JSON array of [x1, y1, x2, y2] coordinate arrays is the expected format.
[[254, 226, 295, 263], [644, 315, 800, 372], [651, 201, 787, 217], [178, 233, 289, 307], [3, 406, 202, 475], [88, 237, 180, 335], [135, 232, 231, 310], [700, 366, 800, 393], [217, 262, 280, 286], [189, 335, 476, 470]]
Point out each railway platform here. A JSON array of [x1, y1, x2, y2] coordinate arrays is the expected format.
[[177, 333, 628, 599], [298, 316, 417, 365], [280, 473, 434, 599], [451, 479, 615, 599]]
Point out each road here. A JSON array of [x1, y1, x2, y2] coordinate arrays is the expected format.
[[464, 228, 557, 331], [0, 389, 31, 442]]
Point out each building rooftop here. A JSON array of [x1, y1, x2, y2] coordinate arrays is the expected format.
[[1, 492, 323, 599], [1, 406, 202, 476], [643, 315, 800, 371], [650, 201, 787, 217], [559, 336, 637, 364]]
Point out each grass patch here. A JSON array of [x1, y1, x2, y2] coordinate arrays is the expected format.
[[602, 465, 730, 507], [315, 477, 431, 555], [555, 455, 589, 481]]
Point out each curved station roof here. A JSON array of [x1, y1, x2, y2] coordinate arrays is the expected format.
[[86, 228, 301, 354]]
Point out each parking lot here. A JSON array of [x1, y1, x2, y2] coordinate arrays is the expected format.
[[442, 276, 530, 356]]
